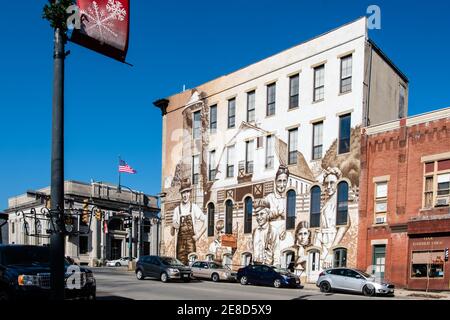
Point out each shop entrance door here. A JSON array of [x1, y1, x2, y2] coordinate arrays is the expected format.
[[111, 239, 123, 260], [373, 245, 386, 281]]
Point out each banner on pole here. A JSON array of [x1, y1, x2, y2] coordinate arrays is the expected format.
[[70, 0, 130, 62]]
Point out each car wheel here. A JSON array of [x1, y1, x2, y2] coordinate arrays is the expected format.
[[319, 281, 332, 293], [211, 273, 220, 282], [273, 279, 282, 288], [161, 272, 169, 283], [240, 276, 248, 285], [136, 269, 145, 280], [115, 262, 121, 267], [363, 285, 376, 297]]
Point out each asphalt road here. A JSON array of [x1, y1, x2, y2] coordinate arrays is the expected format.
[[92, 267, 406, 300]]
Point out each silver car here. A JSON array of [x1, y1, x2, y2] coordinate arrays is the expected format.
[[106, 257, 135, 267], [191, 261, 237, 282], [316, 268, 395, 296]]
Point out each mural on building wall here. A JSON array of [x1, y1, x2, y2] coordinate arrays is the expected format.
[[161, 90, 360, 281]]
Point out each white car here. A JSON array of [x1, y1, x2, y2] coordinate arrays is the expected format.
[[106, 257, 135, 267]]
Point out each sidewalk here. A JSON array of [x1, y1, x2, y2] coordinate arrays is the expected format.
[[302, 283, 450, 300]]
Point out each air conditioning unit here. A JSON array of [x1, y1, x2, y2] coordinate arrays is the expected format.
[[435, 197, 450, 207], [375, 216, 386, 224]]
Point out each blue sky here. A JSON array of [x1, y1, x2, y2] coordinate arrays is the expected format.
[[0, 0, 449, 208]]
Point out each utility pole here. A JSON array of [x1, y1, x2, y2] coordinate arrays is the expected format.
[[49, 0, 66, 300]]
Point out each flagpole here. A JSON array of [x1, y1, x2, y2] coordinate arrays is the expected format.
[[118, 155, 121, 192]]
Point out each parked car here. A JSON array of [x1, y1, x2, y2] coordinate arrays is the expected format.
[[106, 257, 136, 267], [237, 264, 301, 288], [135, 255, 192, 283], [0, 245, 96, 301], [316, 267, 395, 297], [191, 261, 237, 282]]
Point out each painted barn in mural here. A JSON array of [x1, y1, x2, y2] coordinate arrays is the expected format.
[[153, 17, 408, 283]]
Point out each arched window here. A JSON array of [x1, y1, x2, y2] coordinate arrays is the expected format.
[[205, 254, 214, 262], [310, 186, 321, 228], [286, 190, 296, 230], [223, 254, 232, 268], [207, 203, 215, 237], [241, 253, 252, 267], [336, 181, 349, 225], [188, 253, 198, 266], [333, 248, 347, 268], [244, 197, 253, 234], [282, 251, 296, 271], [225, 200, 233, 234]]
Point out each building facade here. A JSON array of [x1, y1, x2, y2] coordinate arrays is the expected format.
[[154, 17, 408, 283], [5, 181, 160, 266], [0, 212, 7, 244], [358, 107, 450, 290]]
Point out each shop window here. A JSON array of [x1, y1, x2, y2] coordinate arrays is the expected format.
[[411, 251, 445, 279]]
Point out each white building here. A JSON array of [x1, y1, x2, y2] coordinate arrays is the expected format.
[[153, 17, 408, 283]]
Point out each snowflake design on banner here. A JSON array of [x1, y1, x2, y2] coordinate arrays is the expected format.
[[81, 0, 127, 43]]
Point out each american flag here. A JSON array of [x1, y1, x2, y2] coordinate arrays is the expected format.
[[119, 159, 136, 174]]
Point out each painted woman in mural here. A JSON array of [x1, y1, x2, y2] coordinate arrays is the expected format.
[[252, 199, 280, 265], [172, 178, 206, 265], [293, 221, 311, 276], [264, 165, 295, 261]]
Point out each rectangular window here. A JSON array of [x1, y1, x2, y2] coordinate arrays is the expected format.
[[267, 83, 276, 116], [338, 114, 351, 154], [375, 182, 388, 224], [399, 84, 406, 119], [247, 91, 255, 122], [209, 150, 216, 181], [340, 55, 352, 94], [226, 145, 235, 178], [11, 222, 15, 234], [245, 140, 254, 174], [228, 98, 236, 128], [143, 220, 151, 233], [423, 159, 450, 208], [79, 236, 88, 255], [313, 65, 325, 102], [193, 111, 201, 139], [192, 155, 200, 185], [288, 128, 298, 165], [312, 122, 323, 160], [289, 74, 299, 109], [266, 135, 274, 169], [210, 105, 217, 133], [411, 251, 445, 279]]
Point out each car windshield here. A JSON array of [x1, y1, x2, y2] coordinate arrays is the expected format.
[[160, 257, 184, 266], [1, 246, 50, 266]]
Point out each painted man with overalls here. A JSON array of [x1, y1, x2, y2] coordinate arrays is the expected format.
[[172, 179, 206, 265]]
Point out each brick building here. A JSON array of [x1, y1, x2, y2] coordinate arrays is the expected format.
[[357, 107, 450, 290]]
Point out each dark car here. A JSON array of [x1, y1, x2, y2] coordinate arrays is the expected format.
[[0, 245, 96, 301], [135, 255, 192, 283], [237, 264, 301, 288]]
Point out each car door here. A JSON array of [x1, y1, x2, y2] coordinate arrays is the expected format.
[[260, 266, 275, 286], [247, 265, 259, 284], [191, 261, 202, 278], [329, 268, 347, 290], [120, 258, 128, 266], [344, 269, 365, 292]]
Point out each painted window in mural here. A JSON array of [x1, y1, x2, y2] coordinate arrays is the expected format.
[[226, 145, 235, 178], [265, 135, 274, 169], [225, 200, 233, 234], [228, 98, 236, 128], [245, 140, 254, 174], [244, 197, 253, 234], [336, 181, 349, 225], [286, 190, 296, 230], [310, 186, 321, 228], [288, 128, 298, 165], [206, 254, 214, 262], [313, 65, 325, 102], [338, 114, 351, 154], [209, 150, 216, 181], [210, 105, 217, 133], [247, 91, 256, 122], [411, 250, 445, 279], [340, 55, 352, 94], [309, 250, 320, 273], [312, 122, 323, 160], [241, 252, 252, 267], [267, 83, 276, 116], [289, 74, 299, 109], [193, 110, 201, 140], [207, 203, 215, 237], [188, 253, 198, 266], [333, 248, 347, 267], [192, 155, 200, 185], [375, 182, 388, 224]]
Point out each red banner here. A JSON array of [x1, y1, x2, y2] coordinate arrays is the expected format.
[[70, 0, 130, 62]]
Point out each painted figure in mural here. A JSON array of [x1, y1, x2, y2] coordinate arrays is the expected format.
[[265, 165, 295, 260], [252, 199, 280, 265], [208, 219, 225, 257], [172, 178, 207, 265], [313, 167, 350, 268], [293, 221, 311, 276]]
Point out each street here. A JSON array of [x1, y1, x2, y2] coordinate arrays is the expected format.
[[93, 267, 411, 301]]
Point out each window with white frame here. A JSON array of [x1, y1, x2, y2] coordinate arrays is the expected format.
[[374, 182, 388, 224], [288, 128, 298, 165], [424, 159, 450, 208], [313, 65, 325, 102], [247, 91, 255, 122], [241, 253, 252, 267], [265, 135, 274, 169], [312, 122, 323, 160], [209, 150, 216, 181], [340, 55, 352, 93], [192, 155, 200, 185], [245, 140, 254, 174], [226, 145, 235, 178], [266, 83, 276, 116], [289, 74, 299, 109], [210, 105, 217, 133], [193, 111, 201, 139], [228, 98, 236, 128]]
